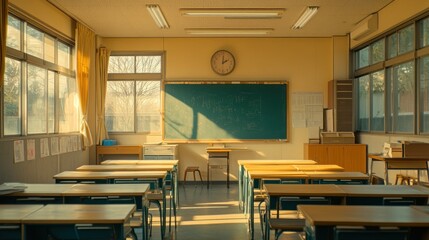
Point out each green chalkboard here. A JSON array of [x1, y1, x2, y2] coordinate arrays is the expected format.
[[163, 82, 287, 141]]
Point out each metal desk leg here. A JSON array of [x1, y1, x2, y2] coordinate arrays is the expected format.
[[385, 162, 389, 185], [207, 161, 210, 189], [227, 155, 230, 188]]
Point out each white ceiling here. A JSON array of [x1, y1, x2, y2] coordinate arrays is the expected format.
[[47, 0, 394, 38]]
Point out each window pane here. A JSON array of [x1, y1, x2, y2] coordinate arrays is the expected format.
[[419, 17, 429, 48], [420, 56, 429, 133], [398, 25, 415, 55], [58, 41, 71, 69], [371, 39, 385, 64], [48, 71, 55, 133], [26, 25, 44, 59], [370, 70, 385, 131], [4, 58, 22, 135], [358, 75, 370, 131], [387, 33, 398, 59], [6, 15, 21, 51], [44, 35, 55, 63], [358, 47, 369, 69], [58, 75, 79, 132], [106, 81, 135, 132], [108, 56, 135, 73], [27, 64, 47, 134], [136, 81, 160, 132], [136, 56, 161, 73], [392, 61, 415, 133]]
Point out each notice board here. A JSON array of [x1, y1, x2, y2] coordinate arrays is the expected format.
[[163, 82, 288, 141]]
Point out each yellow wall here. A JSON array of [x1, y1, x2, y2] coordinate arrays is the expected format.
[[101, 37, 341, 180]]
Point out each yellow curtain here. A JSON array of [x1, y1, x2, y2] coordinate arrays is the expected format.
[[0, 0, 8, 89], [96, 47, 110, 145], [76, 23, 95, 148]]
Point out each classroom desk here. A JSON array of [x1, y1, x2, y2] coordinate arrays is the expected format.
[[368, 154, 429, 185], [298, 205, 429, 240], [53, 171, 166, 238], [23, 204, 135, 240], [96, 145, 143, 164], [206, 148, 232, 188], [0, 204, 44, 240], [237, 160, 317, 210], [0, 183, 151, 240]]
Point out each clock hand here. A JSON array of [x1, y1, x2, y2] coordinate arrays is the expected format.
[[222, 59, 229, 64]]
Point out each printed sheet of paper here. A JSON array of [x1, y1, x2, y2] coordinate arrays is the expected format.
[[291, 92, 323, 128], [40, 138, 50, 158], [27, 139, 36, 160], [14, 140, 25, 163]]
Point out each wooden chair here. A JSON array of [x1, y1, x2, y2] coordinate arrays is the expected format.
[[184, 166, 203, 183]]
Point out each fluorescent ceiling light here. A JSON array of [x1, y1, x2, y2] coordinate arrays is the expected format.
[[146, 4, 169, 29], [292, 6, 319, 29], [180, 8, 285, 19], [185, 28, 273, 35]]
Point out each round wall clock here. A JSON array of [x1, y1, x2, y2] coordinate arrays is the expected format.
[[211, 50, 235, 75]]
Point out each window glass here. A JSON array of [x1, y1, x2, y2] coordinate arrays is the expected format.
[[58, 41, 71, 69], [136, 56, 161, 73], [48, 71, 55, 133], [419, 17, 429, 48], [136, 81, 160, 132], [106, 81, 135, 132], [420, 55, 429, 133], [44, 35, 55, 64], [108, 56, 135, 73], [357, 75, 370, 131], [370, 70, 385, 131], [26, 25, 44, 59], [27, 64, 47, 134], [58, 75, 79, 132], [387, 33, 398, 59], [357, 47, 369, 69], [3, 57, 22, 135], [398, 25, 415, 55], [6, 15, 21, 51], [371, 39, 385, 64], [392, 61, 415, 133]]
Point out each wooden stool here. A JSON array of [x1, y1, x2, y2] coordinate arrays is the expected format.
[[184, 166, 203, 183]]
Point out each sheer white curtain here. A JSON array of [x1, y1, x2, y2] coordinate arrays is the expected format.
[[76, 22, 95, 148], [96, 47, 110, 145], [0, 0, 8, 89]]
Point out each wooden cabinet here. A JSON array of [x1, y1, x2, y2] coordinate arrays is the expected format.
[[328, 80, 353, 131], [304, 143, 367, 173]]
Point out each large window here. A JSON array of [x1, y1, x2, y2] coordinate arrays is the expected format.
[[3, 14, 77, 136], [354, 14, 429, 135], [106, 54, 162, 133]]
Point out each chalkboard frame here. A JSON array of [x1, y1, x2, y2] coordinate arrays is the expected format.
[[162, 81, 288, 143]]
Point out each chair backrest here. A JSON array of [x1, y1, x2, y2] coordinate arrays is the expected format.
[[334, 227, 409, 240], [75, 224, 116, 240]]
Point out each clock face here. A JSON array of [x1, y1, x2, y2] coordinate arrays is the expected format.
[[211, 50, 235, 75]]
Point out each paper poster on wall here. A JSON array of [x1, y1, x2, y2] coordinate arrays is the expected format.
[[40, 138, 50, 158], [14, 140, 25, 163], [51, 137, 59, 155], [291, 92, 323, 128], [27, 139, 36, 160]]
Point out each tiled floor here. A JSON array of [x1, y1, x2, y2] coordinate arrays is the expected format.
[[140, 182, 297, 240]]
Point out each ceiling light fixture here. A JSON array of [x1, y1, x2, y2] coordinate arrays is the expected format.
[[146, 4, 170, 29], [180, 8, 285, 19], [292, 6, 319, 29], [185, 28, 274, 35]]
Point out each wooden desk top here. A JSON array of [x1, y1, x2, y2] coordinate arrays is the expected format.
[[101, 160, 179, 165], [76, 164, 174, 172], [264, 184, 345, 197], [0, 204, 44, 223], [304, 171, 369, 180], [4, 184, 75, 197], [248, 170, 308, 179], [294, 164, 344, 172], [298, 205, 429, 227], [337, 185, 429, 197], [23, 204, 135, 224], [369, 154, 429, 161], [238, 160, 317, 165], [412, 205, 429, 215], [53, 171, 167, 180], [244, 164, 343, 172], [244, 165, 297, 171], [64, 184, 150, 196]]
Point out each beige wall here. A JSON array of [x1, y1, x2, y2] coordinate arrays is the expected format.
[[101, 37, 343, 181]]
